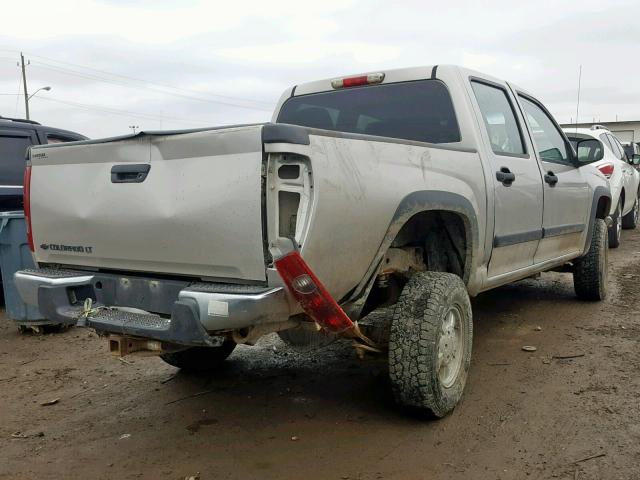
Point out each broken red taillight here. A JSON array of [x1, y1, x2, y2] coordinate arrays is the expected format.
[[274, 251, 354, 333], [597, 162, 614, 178], [24, 164, 34, 252], [331, 72, 385, 89]]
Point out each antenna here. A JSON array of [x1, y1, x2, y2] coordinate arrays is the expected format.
[[575, 65, 582, 134]]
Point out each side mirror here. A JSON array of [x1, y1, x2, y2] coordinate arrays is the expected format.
[[576, 138, 604, 163]]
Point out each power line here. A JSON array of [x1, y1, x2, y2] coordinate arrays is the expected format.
[[30, 60, 273, 111], [36, 96, 208, 126], [27, 52, 273, 106], [1, 49, 274, 110], [31, 61, 273, 111]]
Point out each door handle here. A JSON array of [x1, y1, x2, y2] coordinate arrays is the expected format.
[[544, 171, 558, 186], [111, 164, 151, 183], [496, 167, 516, 186]]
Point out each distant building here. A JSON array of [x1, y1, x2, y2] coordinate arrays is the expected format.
[[560, 120, 640, 144]]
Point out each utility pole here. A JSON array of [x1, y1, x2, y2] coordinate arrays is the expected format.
[[20, 52, 30, 120], [574, 65, 582, 134]]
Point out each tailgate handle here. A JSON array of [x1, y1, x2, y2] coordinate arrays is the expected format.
[[111, 164, 151, 183]]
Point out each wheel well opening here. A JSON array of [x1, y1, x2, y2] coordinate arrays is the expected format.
[[361, 210, 469, 316], [596, 196, 611, 219], [391, 210, 468, 277]]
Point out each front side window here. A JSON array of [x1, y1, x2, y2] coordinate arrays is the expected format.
[[471, 81, 525, 155], [519, 96, 569, 163], [277, 79, 461, 144]]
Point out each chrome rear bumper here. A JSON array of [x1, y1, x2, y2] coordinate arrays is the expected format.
[[14, 268, 291, 346]]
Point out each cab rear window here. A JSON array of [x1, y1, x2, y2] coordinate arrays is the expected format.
[[277, 79, 461, 144]]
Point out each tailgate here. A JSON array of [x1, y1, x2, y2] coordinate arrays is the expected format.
[[29, 125, 267, 282]]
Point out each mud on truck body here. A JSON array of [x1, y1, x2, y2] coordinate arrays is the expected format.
[[16, 65, 611, 417]]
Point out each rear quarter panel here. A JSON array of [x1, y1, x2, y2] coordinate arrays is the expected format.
[[268, 134, 488, 301]]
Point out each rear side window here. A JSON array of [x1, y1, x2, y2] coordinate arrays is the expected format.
[[0, 135, 33, 185], [46, 133, 81, 144], [47, 135, 66, 144], [599, 133, 614, 152], [607, 134, 626, 160], [277, 80, 461, 144], [471, 81, 525, 155]]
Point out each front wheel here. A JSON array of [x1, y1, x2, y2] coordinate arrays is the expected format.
[[388, 272, 473, 418], [574, 218, 608, 301], [622, 196, 638, 230], [160, 341, 236, 371]]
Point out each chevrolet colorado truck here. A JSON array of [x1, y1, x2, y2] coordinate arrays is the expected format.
[[15, 65, 611, 417]]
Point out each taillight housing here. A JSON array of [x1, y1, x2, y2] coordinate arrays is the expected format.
[[274, 251, 354, 333], [331, 72, 385, 89], [598, 162, 614, 178], [24, 164, 34, 252]]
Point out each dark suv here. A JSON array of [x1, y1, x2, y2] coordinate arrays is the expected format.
[[0, 116, 86, 210]]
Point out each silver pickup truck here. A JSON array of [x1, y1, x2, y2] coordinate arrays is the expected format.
[[16, 65, 611, 417]]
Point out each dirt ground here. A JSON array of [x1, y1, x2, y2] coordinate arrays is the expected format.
[[1, 232, 640, 480]]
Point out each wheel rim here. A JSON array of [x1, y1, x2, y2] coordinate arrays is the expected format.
[[437, 305, 464, 388], [617, 203, 622, 237], [634, 200, 639, 223]]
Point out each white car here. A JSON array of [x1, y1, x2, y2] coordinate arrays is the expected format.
[[564, 126, 640, 247]]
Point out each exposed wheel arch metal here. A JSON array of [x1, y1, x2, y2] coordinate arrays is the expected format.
[[343, 190, 478, 318]]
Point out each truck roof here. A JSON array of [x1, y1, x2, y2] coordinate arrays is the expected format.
[[289, 64, 527, 97], [270, 64, 535, 124]]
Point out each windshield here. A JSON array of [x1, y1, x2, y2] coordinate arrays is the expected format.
[[277, 79, 461, 144]]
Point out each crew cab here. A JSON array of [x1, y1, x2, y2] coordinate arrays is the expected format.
[[15, 66, 611, 417]]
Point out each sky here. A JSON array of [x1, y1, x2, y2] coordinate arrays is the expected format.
[[1, 0, 639, 138]]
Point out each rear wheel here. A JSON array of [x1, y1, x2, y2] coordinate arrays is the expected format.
[[622, 196, 638, 229], [574, 218, 608, 301], [160, 341, 236, 371], [608, 200, 622, 248], [388, 272, 472, 418]]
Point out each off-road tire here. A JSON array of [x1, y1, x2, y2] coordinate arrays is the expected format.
[[608, 200, 622, 248], [388, 272, 472, 418], [622, 197, 638, 230], [574, 218, 608, 301], [160, 341, 236, 371]]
